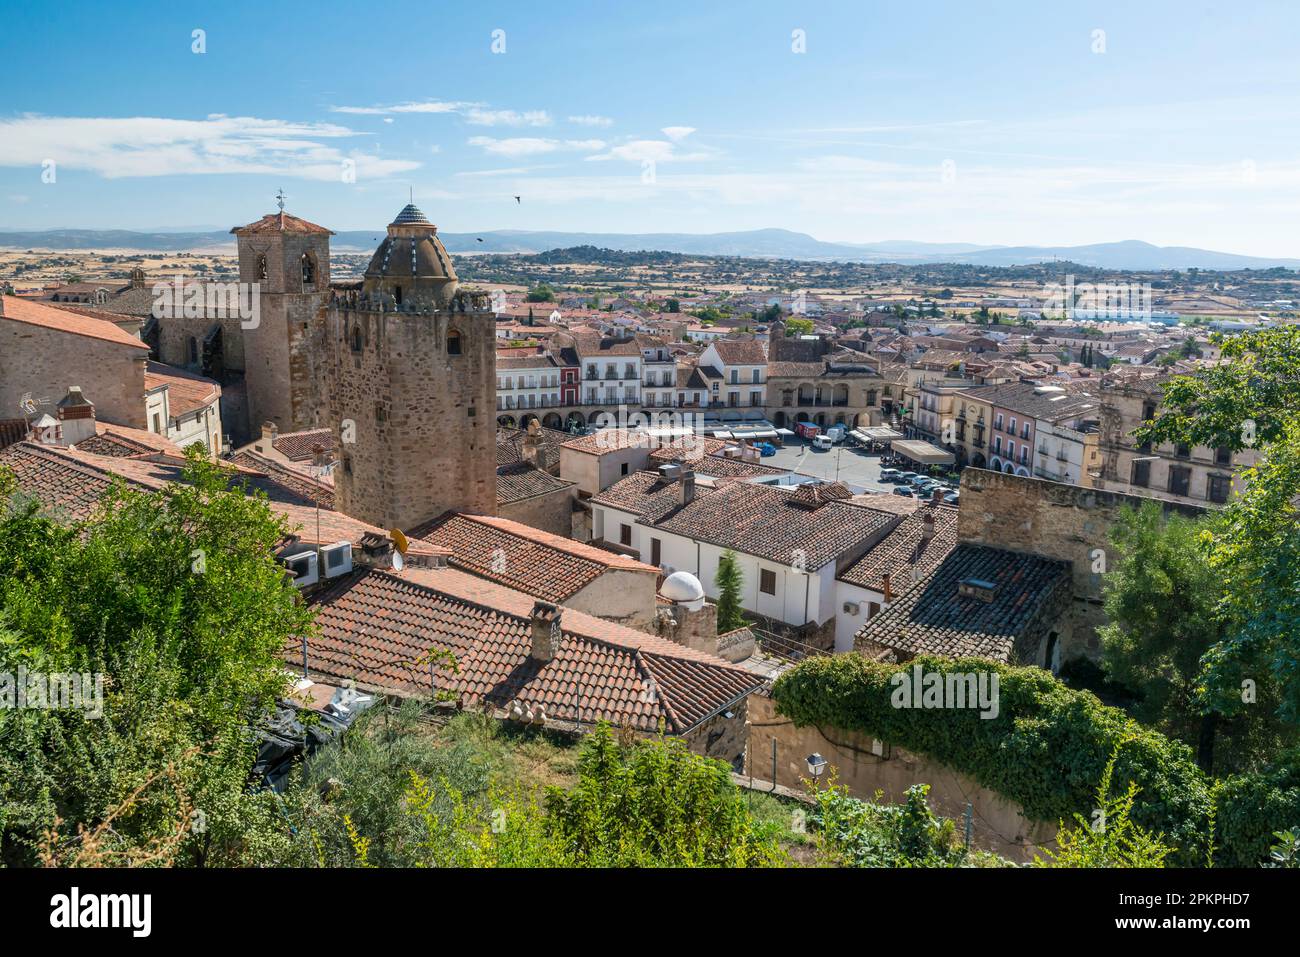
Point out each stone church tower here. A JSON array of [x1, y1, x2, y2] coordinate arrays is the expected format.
[[325, 203, 497, 531], [231, 207, 334, 434]]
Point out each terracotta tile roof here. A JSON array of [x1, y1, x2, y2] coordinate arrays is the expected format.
[[657, 481, 896, 568], [228, 449, 334, 507], [561, 429, 656, 455], [767, 360, 831, 379], [73, 424, 176, 458], [596, 473, 896, 569], [230, 211, 334, 235], [0, 441, 143, 522], [854, 544, 1070, 662], [497, 353, 559, 370], [657, 451, 785, 480], [590, 470, 716, 524], [144, 361, 221, 417], [710, 339, 767, 365], [838, 504, 958, 592], [495, 461, 574, 505], [495, 426, 565, 470], [412, 511, 654, 603], [570, 334, 642, 358], [0, 440, 418, 556], [304, 565, 760, 733], [1, 296, 149, 350], [271, 428, 334, 462]]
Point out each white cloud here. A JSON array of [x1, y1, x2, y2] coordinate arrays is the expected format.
[[569, 114, 614, 127], [331, 100, 552, 127], [464, 108, 552, 127], [587, 138, 714, 164], [661, 126, 695, 142], [468, 137, 605, 157], [331, 100, 473, 115], [0, 113, 419, 180]]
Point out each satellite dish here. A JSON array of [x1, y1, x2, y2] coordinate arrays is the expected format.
[[391, 550, 405, 572], [389, 527, 410, 556]]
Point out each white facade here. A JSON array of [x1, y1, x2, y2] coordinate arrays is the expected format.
[[590, 500, 839, 628]]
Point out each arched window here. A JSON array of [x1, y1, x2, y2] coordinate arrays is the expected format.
[[351, 323, 363, 353], [300, 253, 316, 289], [393, 285, 403, 306], [188, 337, 199, 365], [257, 255, 268, 281], [446, 329, 462, 356]]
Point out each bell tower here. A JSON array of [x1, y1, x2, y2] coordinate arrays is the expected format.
[[325, 203, 497, 531], [231, 192, 333, 434]]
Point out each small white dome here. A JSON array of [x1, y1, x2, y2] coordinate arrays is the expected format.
[[660, 571, 705, 603]]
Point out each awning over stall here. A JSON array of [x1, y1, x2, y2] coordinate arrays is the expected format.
[[891, 439, 955, 466]]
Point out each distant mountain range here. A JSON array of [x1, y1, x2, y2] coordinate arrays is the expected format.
[[1, 225, 1295, 271]]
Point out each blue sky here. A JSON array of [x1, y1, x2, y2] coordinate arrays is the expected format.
[[1, 0, 1297, 255]]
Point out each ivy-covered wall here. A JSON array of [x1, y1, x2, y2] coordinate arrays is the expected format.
[[771, 654, 1214, 866]]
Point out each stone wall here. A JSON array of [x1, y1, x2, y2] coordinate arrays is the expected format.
[[327, 295, 498, 531], [744, 693, 1057, 862], [957, 467, 1205, 661], [0, 320, 147, 430], [497, 482, 575, 538], [684, 697, 749, 769]]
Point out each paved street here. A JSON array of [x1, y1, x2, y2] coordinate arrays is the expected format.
[[768, 440, 897, 493]]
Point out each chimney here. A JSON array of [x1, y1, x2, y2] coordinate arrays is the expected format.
[[679, 469, 696, 506], [257, 421, 277, 453], [931, 486, 944, 505], [522, 419, 543, 467], [881, 572, 893, 603], [920, 511, 936, 543], [55, 387, 97, 446], [0, 291, 8, 314], [530, 601, 561, 663]]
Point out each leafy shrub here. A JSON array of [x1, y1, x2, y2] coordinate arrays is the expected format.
[[1213, 757, 1300, 867], [543, 723, 783, 867], [811, 781, 986, 867], [771, 654, 1213, 865]]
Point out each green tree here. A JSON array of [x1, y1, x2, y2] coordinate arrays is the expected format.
[[1096, 503, 1289, 773], [525, 283, 556, 303], [0, 447, 315, 866], [714, 549, 746, 632], [1137, 327, 1300, 724], [784, 317, 813, 337]]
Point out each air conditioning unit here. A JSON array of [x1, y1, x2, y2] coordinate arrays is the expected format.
[[319, 541, 353, 578], [283, 550, 319, 588], [843, 601, 860, 616]]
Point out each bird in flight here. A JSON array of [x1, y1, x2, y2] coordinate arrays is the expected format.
[[514, 195, 521, 204], [476, 237, 484, 243]]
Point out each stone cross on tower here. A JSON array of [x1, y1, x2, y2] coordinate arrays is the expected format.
[[276, 188, 286, 212]]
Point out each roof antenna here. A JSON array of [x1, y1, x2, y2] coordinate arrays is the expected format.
[[409, 186, 414, 205]]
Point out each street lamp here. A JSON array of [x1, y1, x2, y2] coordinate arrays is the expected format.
[[806, 752, 828, 784]]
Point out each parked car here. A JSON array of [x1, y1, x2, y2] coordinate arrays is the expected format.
[[943, 491, 960, 505], [911, 475, 935, 489], [892, 485, 915, 497], [812, 434, 834, 451], [754, 441, 777, 457], [898, 471, 919, 483], [879, 468, 901, 482]]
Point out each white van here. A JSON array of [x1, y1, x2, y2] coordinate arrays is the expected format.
[[812, 434, 834, 451], [825, 425, 847, 443]]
